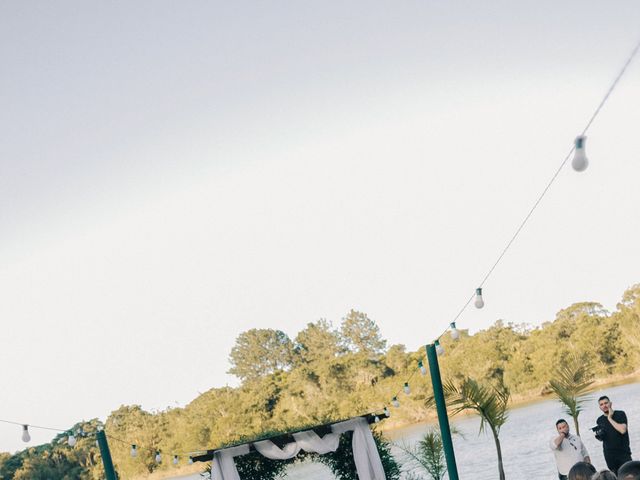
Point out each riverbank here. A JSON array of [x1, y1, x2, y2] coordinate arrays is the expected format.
[[135, 372, 640, 480], [378, 370, 640, 433]]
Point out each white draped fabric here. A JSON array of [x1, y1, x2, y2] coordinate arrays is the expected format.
[[209, 416, 386, 480], [211, 445, 250, 480], [293, 430, 341, 454], [253, 429, 341, 459], [332, 417, 386, 480], [253, 439, 300, 459]]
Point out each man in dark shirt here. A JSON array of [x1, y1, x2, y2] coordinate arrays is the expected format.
[[596, 395, 632, 474]]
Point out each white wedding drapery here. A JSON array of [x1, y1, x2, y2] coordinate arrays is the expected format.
[[332, 417, 386, 480], [211, 445, 250, 480], [210, 416, 386, 480]]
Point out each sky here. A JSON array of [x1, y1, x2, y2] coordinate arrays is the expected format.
[[1, 0, 639, 453]]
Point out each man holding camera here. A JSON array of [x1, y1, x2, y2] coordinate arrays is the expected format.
[[595, 395, 632, 474], [550, 418, 591, 480]]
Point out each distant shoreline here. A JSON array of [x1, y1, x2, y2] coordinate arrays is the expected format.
[[380, 371, 640, 433]]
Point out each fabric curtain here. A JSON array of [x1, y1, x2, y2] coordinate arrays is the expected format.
[[211, 444, 250, 480], [253, 439, 300, 459], [209, 417, 386, 480], [332, 417, 387, 480], [253, 429, 341, 459], [292, 430, 341, 454]]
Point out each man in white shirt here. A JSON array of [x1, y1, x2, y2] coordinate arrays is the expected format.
[[550, 418, 591, 480]]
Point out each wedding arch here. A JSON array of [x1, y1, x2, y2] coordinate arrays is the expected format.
[[191, 414, 389, 480]]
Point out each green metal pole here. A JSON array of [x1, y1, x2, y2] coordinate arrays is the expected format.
[[426, 343, 459, 480], [96, 429, 118, 480]]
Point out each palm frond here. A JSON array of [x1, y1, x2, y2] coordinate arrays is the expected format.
[[548, 356, 594, 413], [547, 354, 594, 435], [441, 378, 509, 434]]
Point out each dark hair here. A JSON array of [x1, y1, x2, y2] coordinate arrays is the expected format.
[[591, 470, 616, 480], [556, 419, 568, 427], [598, 395, 610, 403], [618, 460, 640, 480], [568, 461, 596, 480]]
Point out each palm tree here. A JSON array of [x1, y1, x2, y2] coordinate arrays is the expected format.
[[397, 427, 447, 480], [548, 354, 594, 436], [431, 377, 510, 480], [396, 427, 463, 480]]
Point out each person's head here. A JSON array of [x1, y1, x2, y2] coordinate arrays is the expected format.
[[568, 461, 596, 480], [591, 470, 617, 480], [556, 419, 570, 435], [598, 395, 611, 414], [617, 460, 640, 480]]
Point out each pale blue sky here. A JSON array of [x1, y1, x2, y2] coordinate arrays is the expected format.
[[0, 1, 639, 452]]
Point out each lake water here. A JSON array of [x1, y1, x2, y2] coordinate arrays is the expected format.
[[170, 382, 640, 479]]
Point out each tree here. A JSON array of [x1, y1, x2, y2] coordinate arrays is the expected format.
[[340, 310, 386, 355], [432, 377, 510, 480], [548, 354, 594, 436], [295, 319, 341, 364], [228, 329, 295, 381], [397, 427, 448, 480]]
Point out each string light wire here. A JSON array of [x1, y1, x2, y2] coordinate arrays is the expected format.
[[388, 34, 640, 412], [0, 418, 68, 433], [443, 35, 640, 340]]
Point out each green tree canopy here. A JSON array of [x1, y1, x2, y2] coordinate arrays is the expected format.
[[228, 328, 295, 381], [340, 310, 386, 356], [295, 319, 342, 364]]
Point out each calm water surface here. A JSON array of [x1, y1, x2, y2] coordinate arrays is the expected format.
[[171, 382, 640, 479]]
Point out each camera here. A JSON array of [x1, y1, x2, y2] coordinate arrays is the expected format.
[[591, 425, 604, 441]]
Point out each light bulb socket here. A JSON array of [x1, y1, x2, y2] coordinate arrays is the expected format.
[[21, 425, 31, 442], [575, 135, 586, 149]]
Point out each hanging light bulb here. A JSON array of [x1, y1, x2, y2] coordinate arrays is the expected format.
[[418, 360, 427, 376], [383, 406, 390, 417], [130, 445, 138, 458], [391, 396, 400, 408], [173, 455, 179, 465], [188, 456, 194, 465], [403, 382, 411, 395], [434, 340, 444, 356], [450, 322, 460, 340], [21, 425, 31, 443], [68, 432, 77, 447], [474, 288, 484, 309], [155, 452, 162, 463], [572, 135, 589, 172], [374, 415, 380, 423]]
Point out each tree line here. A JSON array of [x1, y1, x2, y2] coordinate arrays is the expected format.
[[1, 285, 639, 479]]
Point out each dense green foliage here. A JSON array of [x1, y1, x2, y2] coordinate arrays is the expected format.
[[2, 284, 639, 479]]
